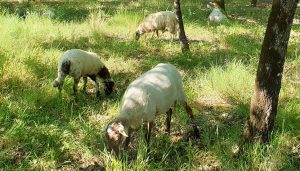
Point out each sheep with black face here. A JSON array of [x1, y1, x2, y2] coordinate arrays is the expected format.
[[53, 49, 114, 97]]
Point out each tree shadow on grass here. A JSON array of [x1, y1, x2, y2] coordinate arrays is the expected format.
[[276, 98, 300, 132], [39, 27, 262, 78], [1, 0, 274, 28], [0, 1, 100, 22], [149, 135, 201, 170], [24, 58, 57, 80], [224, 34, 261, 59], [40, 32, 141, 58], [0, 69, 116, 168], [40, 36, 91, 51]]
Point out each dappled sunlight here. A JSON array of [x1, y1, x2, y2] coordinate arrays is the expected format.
[[194, 92, 234, 110], [0, 0, 300, 170], [192, 152, 221, 171]]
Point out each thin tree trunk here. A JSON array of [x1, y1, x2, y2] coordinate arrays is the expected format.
[[214, 0, 225, 11], [251, 0, 257, 7], [242, 0, 298, 144], [174, 0, 190, 52]]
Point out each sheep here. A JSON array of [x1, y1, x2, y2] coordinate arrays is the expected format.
[[207, 2, 227, 25], [135, 11, 178, 41], [105, 63, 200, 154], [53, 49, 114, 98], [18, 8, 28, 19], [40, 10, 55, 19]]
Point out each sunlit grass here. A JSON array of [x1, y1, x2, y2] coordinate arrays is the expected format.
[[0, 0, 299, 170]]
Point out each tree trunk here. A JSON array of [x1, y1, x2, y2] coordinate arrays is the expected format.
[[251, 0, 257, 7], [242, 0, 298, 144], [174, 0, 190, 53], [214, 0, 225, 11]]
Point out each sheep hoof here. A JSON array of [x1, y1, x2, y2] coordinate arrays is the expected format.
[[193, 126, 201, 139], [82, 89, 87, 94], [164, 129, 171, 135], [74, 96, 79, 102], [58, 92, 62, 98]]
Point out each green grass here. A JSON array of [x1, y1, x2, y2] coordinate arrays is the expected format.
[[0, 0, 300, 170]]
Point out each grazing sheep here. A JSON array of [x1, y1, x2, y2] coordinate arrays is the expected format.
[[53, 49, 114, 97], [135, 11, 178, 40], [41, 10, 55, 19], [207, 2, 227, 25], [105, 63, 200, 154], [18, 8, 28, 19]]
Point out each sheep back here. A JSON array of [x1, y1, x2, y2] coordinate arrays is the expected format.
[[119, 63, 186, 129], [208, 9, 227, 23], [58, 49, 105, 78]]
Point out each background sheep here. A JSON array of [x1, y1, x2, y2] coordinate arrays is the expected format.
[[53, 49, 114, 98], [207, 2, 227, 25], [105, 63, 200, 154], [135, 11, 178, 40], [40, 10, 55, 19]]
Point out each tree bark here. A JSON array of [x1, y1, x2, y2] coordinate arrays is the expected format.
[[214, 0, 225, 11], [251, 0, 257, 7], [174, 0, 190, 52], [242, 0, 298, 144]]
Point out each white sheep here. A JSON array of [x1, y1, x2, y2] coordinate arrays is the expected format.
[[53, 49, 114, 97], [41, 10, 55, 19], [207, 2, 227, 25], [135, 11, 178, 40], [105, 63, 200, 154]]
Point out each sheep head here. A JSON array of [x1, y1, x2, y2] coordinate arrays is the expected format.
[[53, 73, 66, 93], [105, 121, 128, 154], [135, 24, 145, 40], [104, 79, 115, 95], [207, 2, 215, 10], [135, 30, 141, 40], [53, 79, 60, 87]]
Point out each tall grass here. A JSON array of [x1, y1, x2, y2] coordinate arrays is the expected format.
[[0, 0, 299, 170]]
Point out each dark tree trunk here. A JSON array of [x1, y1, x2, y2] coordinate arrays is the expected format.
[[174, 0, 190, 52], [251, 0, 257, 7], [242, 0, 298, 144], [214, 0, 225, 11]]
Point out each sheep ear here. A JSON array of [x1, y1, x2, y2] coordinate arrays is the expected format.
[[117, 123, 128, 137], [102, 127, 107, 133], [119, 129, 128, 137]]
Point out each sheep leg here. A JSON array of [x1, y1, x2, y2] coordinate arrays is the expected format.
[[165, 108, 172, 134], [55, 73, 67, 96], [58, 83, 63, 96], [82, 77, 87, 93], [151, 31, 155, 38], [169, 33, 173, 51], [124, 128, 132, 150], [73, 77, 80, 97], [145, 121, 153, 153], [156, 30, 159, 38], [89, 75, 100, 97], [183, 102, 200, 138]]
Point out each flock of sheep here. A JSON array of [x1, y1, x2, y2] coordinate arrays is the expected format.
[[52, 2, 227, 155], [53, 48, 200, 155]]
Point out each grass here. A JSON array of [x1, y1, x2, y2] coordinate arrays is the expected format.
[[0, 0, 299, 170]]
